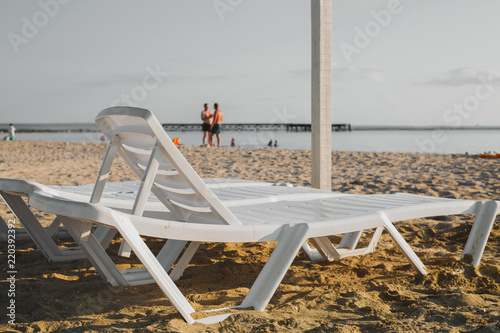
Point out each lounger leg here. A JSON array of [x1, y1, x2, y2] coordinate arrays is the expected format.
[[61, 217, 129, 286], [157, 239, 188, 271], [63, 219, 191, 287], [170, 241, 201, 281], [301, 241, 324, 261], [365, 226, 384, 253], [462, 201, 498, 266], [306, 226, 384, 261], [309, 237, 341, 261], [241, 224, 309, 311], [113, 213, 196, 324], [93, 226, 117, 250], [118, 240, 133, 258], [45, 217, 63, 237], [1, 193, 72, 261], [379, 212, 426, 275], [0, 214, 9, 240], [338, 231, 363, 250]]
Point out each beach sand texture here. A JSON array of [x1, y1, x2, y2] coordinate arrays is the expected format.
[[0, 141, 499, 332]]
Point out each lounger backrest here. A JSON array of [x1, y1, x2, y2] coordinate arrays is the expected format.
[[95, 107, 242, 225]]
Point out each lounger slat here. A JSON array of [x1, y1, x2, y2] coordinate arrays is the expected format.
[[125, 153, 174, 171], [154, 173, 197, 191], [115, 133, 157, 149]]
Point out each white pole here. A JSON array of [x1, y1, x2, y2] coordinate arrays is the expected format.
[[311, 0, 332, 191]]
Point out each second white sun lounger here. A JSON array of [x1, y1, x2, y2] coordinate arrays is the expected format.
[[0, 177, 340, 262]]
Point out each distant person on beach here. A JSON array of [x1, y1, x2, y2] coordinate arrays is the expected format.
[[231, 138, 236, 147], [201, 103, 213, 146], [268, 139, 273, 147], [274, 140, 278, 147], [210, 103, 223, 147], [6, 124, 15, 140]]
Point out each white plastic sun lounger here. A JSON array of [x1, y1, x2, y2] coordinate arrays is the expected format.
[[11, 106, 496, 324]]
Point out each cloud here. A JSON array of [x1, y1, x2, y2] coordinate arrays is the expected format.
[[289, 69, 309, 77], [75, 72, 229, 88], [74, 73, 148, 87], [422, 67, 500, 86], [339, 65, 387, 82], [167, 74, 227, 82]]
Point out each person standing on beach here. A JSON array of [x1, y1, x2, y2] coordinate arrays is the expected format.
[[8, 123, 15, 140], [201, 103, 213, 146], [210, 103, 223, 147]]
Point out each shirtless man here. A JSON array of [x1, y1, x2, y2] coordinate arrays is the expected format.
[[201, 103, 213, 146], [210, 103, 223, 147]]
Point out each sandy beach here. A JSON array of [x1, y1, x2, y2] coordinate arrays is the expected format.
[[0, 140, 499, 332]]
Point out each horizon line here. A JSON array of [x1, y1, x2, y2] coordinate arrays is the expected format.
[[2, 123, 500, 132]]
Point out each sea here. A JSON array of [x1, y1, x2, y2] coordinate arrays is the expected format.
[[8, 129, 500, 155]]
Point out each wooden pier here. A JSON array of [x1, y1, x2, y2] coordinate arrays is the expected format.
[[162, 123, 351, 132], [285, 124, 351, 132]]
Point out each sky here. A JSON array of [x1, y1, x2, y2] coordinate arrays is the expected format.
[[1, 0, 500, 126]]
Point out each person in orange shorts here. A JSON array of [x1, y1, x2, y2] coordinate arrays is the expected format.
[[210, 103, 223, 147]]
